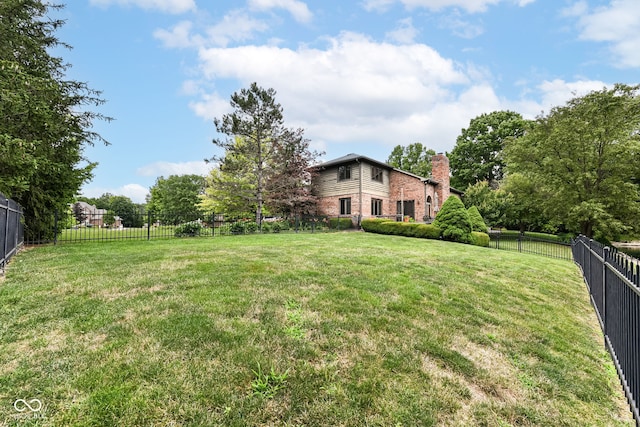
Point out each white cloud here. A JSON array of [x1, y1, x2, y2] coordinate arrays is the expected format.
[[136, 161, 212, 177], [154, 21, 201, 48], [362, 0, 532, 14], [560, 1, 588, 18], [89, 0, 195, 14], [189, 32, 501, 153], [509, 78, 609, 118], [205, 10, 270, 47], [81, 184, 150, 204], [154, 11, 269, 49], [248, 0, 313, 23], [385, 18, 419, 44], [573, 0, 640, 68], [439, 11, 484, 38]]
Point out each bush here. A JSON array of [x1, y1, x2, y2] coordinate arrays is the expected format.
[[174, 221, 202, 237], [329, 217, 353, 230], [261, 222, 272, 233], [230, 221, 245, 234], [361, 218, 393, 233], [470, 231, 490, 247], [433, 197, 472, 244], [245, 221, 258, 233], [468, 206, 487, 232], [361, 219, 442, 241], [414, 224, 441, 239]]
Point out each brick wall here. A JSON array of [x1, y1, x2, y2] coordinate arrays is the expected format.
[[389, 170, 426, 220], [316, 192, 361, 217], [431, 153, 450, 211]]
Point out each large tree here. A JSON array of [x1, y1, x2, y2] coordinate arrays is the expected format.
[[265, 128, 321, 217], [209, 83, 320, 223], [0, 0, 110, 240], [147, 175, 205, 225], [386, 143, 436, 178], [504, 84, 640, 238], [449, 111, 528, 190]]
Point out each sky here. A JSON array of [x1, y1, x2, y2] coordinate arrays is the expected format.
[[53, 0, 640, 203]]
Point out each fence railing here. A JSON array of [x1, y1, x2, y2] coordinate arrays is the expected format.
[[489, 231, 573, 260], [0, 193, 24, 273], [572, 236, 640, 425], [26, 209, 358, 244]]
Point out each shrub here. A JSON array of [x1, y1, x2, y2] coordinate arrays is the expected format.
[[414, 224, 441, 239], [261, 222, 272, 233], [245, 221, 258, 233], [230, 221, 245, 234], [433, 197, 472, 244], [361, 218, 393, 233], [329, 217, 353, 230], [470, 231, 490, 247], [174, 221, 202, 237], [468, 206, 487, 232]]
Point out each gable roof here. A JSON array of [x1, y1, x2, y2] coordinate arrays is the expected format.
[[313, 153, 391, 170], [313, 153, 465, 195], [314, 153, 435, 182]]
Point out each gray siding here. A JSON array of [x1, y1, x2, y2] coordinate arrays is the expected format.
[[360, 162, 390, 197], [317, 163, 361, 197]]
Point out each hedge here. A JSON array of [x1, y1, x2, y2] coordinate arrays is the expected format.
[[361, 219, 441, 240], [470, 231, 490, 247], [328, 217, 354, 229]]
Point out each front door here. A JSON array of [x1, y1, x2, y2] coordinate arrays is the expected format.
[[396, 200, 415, 220]]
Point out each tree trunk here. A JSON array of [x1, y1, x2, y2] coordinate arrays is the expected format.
[[581, 221, 594, 238]]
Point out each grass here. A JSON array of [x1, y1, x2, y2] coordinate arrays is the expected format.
[[0, 233, 633, 426]]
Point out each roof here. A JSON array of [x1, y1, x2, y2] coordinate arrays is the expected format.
[[313, 153, 392, 170], [312, 153, 464, 195], [314, 153, 433, 182]]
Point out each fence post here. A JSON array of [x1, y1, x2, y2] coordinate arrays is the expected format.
[[3, 197, 8, 267], [147, 210, 151, 241], [603, 246, 609, 342], [54, 210, 58, 245], [518, 232, 522, 253]]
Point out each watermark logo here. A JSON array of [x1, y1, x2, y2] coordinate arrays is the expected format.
[[13, 398, 42, 413]]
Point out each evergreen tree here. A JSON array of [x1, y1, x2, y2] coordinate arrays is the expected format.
[[433, 196, 472, 243], [0, 0, 110, 240]]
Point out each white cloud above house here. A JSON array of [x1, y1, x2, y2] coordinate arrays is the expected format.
[[385, 18, 419, 44], [362, 0, 533, 13], [81, 184, 150, 204], [189, 31, 500, 153], [89, 0, 196, 14], [248, 0, 313, 23], [154, 11, 270, 49], [571, 0, 640, 68], [136, 161, 212, 178]]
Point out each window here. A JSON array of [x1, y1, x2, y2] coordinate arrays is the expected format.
[[371, 198, 382, 216], [371, 166, 383, 183], [339, 198, 351, 215], [338, 165, 351, 181]]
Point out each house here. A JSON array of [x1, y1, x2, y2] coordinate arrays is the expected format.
[[72, 201, 108, 227], [311, 153, 462, 224]]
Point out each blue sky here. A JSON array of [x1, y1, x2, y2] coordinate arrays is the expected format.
[[54, 0, 639, 203]]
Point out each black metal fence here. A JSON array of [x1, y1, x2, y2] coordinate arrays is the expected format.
[[573, 236, 640, 425], [28, 209, 358, 244], [489, 231, 573, 260], [1, 193, 24, 273]]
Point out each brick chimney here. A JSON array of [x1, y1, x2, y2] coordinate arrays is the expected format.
[[431, 153, 450, 211]]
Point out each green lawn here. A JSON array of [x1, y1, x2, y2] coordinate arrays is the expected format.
[[0, 233, 632, 426]]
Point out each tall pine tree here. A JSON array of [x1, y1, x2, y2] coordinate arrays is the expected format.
[[0, 1, 110, 240]]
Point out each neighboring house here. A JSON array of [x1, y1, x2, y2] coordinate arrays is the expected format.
[[311, 153, 462, 224], [73, 201, 108, 227]]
